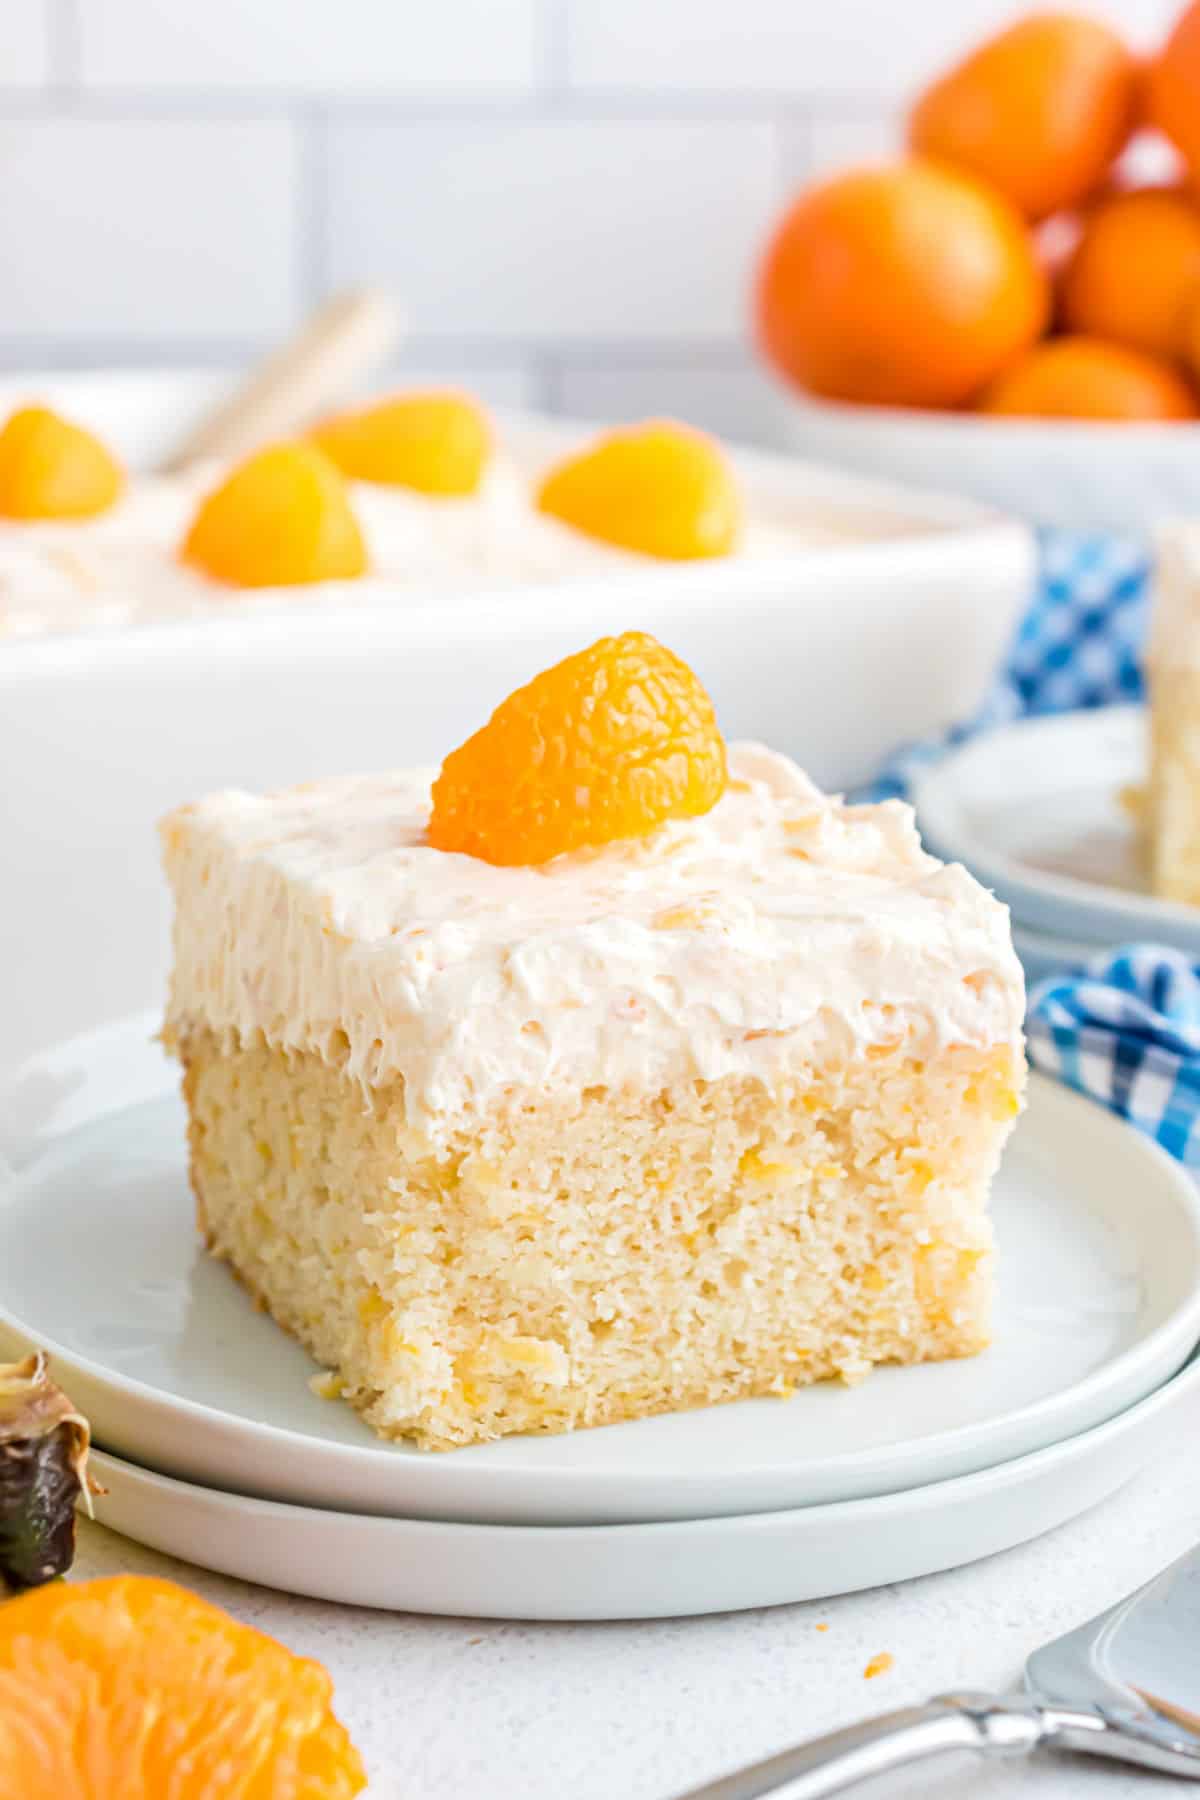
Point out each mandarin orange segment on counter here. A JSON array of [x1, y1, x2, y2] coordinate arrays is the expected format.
[[428, 630, 728, 866], [0, 406, 124, 521], [908, 13, 1138, 222], [535, 421, 742, 560], [0, 1574, 366, 1799], [311, 390, 492, 496], [182, 443, 367, 588]]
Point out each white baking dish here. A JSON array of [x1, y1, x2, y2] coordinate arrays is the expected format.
[[0, 370, 1032, 1070]]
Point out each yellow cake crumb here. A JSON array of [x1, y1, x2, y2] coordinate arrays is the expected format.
[[176, 1029, 1019, 1450]]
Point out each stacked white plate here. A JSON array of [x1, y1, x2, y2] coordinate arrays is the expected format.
[[2, 1010, 1200, 1620], [912, 706, 1199, 983]]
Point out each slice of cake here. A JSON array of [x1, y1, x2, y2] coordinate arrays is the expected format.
[[161, 633, 1025, 1450], [1148, 524, 1200, 903]]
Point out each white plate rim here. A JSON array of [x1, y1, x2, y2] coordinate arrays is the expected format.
[[911, 706, 1200, 947], [5, 1015, 1200, 1524], [83, 1345, 1200, 1619]]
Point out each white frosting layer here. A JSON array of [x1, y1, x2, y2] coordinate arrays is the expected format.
[[1150, 523, 1200, 672], [0, 460, 850, 642], [162, 743, 1025, 1143]]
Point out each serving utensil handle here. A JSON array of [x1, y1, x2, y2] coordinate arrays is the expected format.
[[668, 1693, 1108, 1799], [157, 287, 402, 473]]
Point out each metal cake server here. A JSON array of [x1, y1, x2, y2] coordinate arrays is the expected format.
[[673, 1543, 1200, 1798]]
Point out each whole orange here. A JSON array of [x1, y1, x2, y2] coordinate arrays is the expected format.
[[977, 335, 1198, 419], [755, 159, 1049, 409], [1148, 1, 1200, 183], [1181, 288, 1200, 386], [1059, 186, 1200, 361], [909, 11, 1137, 222]]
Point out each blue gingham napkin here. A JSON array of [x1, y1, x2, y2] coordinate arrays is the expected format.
[[1026, 947, 1200, 1168], [866, 528, 1200, 1166]]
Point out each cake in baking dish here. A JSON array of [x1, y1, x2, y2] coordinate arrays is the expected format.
[[160, 633, 1025, 1451], [1148, 524, 1200, 903], [0, 400, 852, 643]]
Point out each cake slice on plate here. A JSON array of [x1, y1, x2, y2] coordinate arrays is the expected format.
[[1148, 524, 1200, 903], [161, 632, 1025, 1450]]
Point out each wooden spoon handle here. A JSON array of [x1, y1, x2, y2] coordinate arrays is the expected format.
[[158, 288, 403, 473]]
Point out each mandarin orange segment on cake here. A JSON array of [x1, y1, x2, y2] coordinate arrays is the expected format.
[[311, 390, 492, 496], [535, 421, 742, 560], [181, 443, 367, 588], [0, 1575, 366, 1799], [160, 636, 1025, 1452], [428, 630, 728, 866], [0, 406, 124, 521]]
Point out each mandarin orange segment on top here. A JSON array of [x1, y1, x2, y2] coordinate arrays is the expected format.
[[311, 390, 492, 496], [977, 335, 1199, 420], [0, 406, 124, 520], [428, 631, 727, 867], [755, 159, 1049, 409], [1058, 186, 1200, 362], [182, 443, 367, 588], [0, 1574, 366, 1799], [535, 421, 741, 560], [908, 12, 1138, 222]]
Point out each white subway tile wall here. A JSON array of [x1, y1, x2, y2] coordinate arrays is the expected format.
[[0, 0, 1183, 443], [0, 7, 52, 88], [77, 1, 540, 96]]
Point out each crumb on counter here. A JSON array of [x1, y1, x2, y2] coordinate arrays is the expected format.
[[864, 1653, 894, 1680]]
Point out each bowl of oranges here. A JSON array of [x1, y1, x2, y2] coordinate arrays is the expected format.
[[760, 6, 1200, 532]]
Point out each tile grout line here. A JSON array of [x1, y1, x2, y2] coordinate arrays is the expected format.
[[0, 89, 897, 124], [0, 335, 761, 364], [46, 0, 81, 98]]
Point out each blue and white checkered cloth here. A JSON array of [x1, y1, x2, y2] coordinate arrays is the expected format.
[[1027, 947, 1200, 1168], [868, 527, 1200, 1166]]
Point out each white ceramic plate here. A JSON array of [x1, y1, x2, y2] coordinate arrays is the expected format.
[[4, 1015, 1200, 1527], [1012, 921, 1096, 986], [85, 1349, 1200, 1619], [912, 707, 1200, 952]]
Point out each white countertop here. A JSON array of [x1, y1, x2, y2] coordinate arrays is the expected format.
[[72, 1387, 1200, 1800]]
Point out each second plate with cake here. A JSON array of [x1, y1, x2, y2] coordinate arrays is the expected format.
[[913, 707, 1200, 952]]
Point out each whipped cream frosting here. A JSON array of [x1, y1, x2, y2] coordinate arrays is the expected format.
[[1150, 523, 1200, 672], [162, 743, 1024, 1143], [0, 460, 851, 643]]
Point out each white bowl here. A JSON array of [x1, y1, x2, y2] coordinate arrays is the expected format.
[[777, 386, 1200, 535]]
